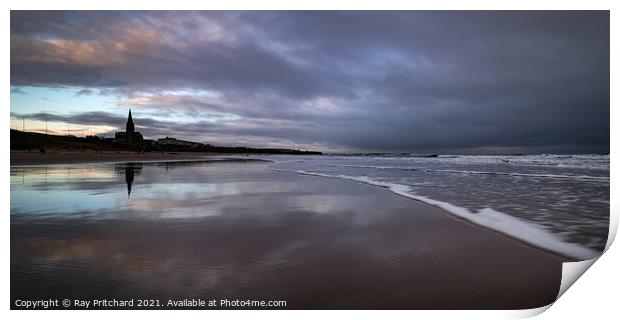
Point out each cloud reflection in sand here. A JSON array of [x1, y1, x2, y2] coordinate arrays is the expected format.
[[11, 160, 564, 308]]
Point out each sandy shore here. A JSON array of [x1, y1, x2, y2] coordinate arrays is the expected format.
[[11, 150, 219, 165], [11, 160, 565, 309]]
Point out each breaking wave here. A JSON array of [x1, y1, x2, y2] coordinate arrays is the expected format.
[[274, 168, 600, 260]]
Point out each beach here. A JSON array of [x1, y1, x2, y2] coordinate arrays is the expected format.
[[10, 158, 566, 309], [11, 150, 215, 166]]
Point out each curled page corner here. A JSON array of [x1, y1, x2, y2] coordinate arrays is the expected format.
[[555, 200, 617, 301], [520, 257, 602, 318], [557, 257, 600, 299], [512, 304, 554, 319], [555, 220, 616, 302]]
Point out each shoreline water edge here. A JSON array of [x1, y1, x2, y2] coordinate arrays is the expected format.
[[11, 151, 609, 262]]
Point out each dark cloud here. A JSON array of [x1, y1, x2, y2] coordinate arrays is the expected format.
[[10, 11, 610, 153], [75, 88, 94, 96], [11, 110, 320, 148]]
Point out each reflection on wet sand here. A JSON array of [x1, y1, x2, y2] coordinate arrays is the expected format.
[[115, 163, 142, 198], [11, 160, 564, 309]]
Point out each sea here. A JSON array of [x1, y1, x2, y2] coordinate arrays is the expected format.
[[258, 154, 610, 260]]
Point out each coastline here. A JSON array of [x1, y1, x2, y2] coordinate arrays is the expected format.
[[10, 151, 581, 260], [11, 160, 566, 309], [10, 151, 587, 260]]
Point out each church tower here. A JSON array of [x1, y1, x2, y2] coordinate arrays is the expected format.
[[115, 108, 143, 147], [126, 109, 135, 133]]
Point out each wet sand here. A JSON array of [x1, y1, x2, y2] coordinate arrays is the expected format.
[[11, 150, 215, 166], [11, 160, 566, 309]]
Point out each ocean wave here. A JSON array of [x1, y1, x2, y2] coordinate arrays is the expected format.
[[318, 164, 608, 181], [274, 168, 600, 260], [319, 164, 419, 171], [434, 169, 609, 181]]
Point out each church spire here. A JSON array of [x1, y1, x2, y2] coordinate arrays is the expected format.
[[126, 109, 135, 133]]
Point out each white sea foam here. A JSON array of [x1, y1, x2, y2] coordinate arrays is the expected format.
[[434, 169, 609, 181], [320, 164, 419, 171], [283, 169, 600, 260], [318, 164, 608, 181], [445, 154, 609, 171]]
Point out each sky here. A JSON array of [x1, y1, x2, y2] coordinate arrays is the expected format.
[[10, 11, 609, 153]]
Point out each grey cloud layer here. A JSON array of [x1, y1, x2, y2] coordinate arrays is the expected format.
[[10, 11, 609, 153]]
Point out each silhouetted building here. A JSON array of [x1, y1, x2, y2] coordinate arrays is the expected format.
[[157, 136, 202, 147], [115, 109, 143, 146]]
